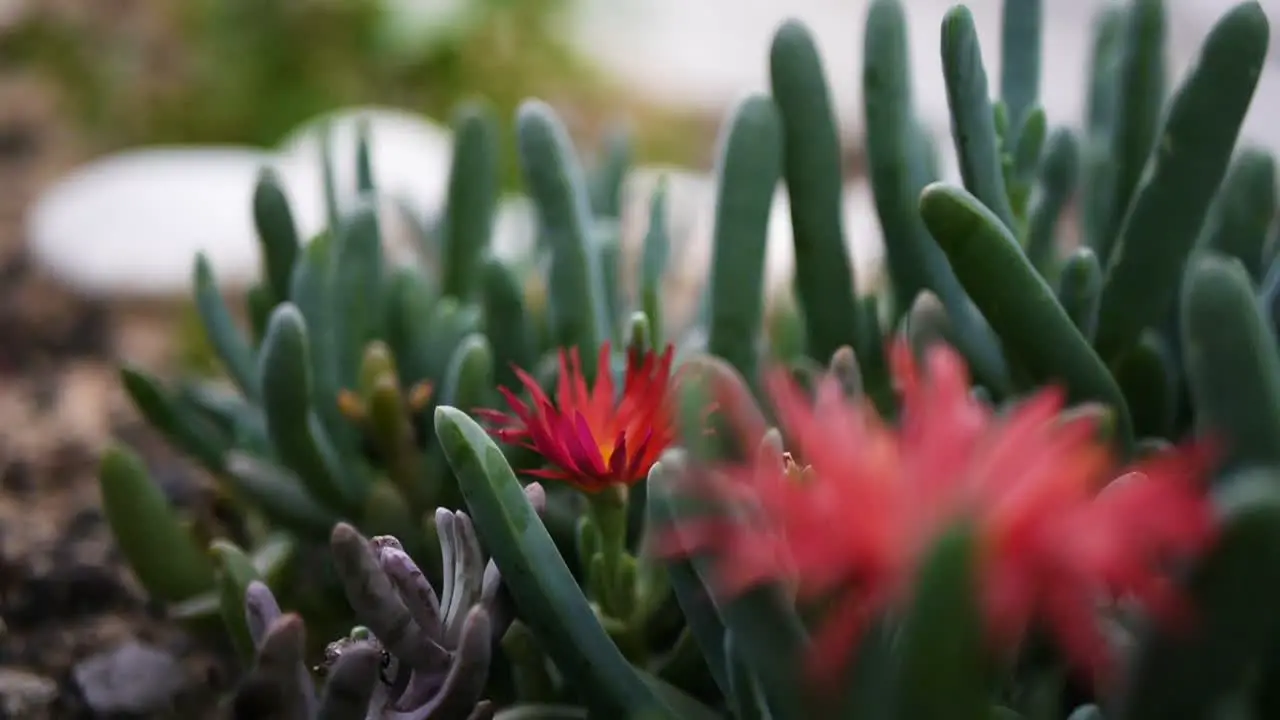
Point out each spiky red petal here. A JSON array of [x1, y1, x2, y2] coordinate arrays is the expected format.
[[652, 340, 1216, 687], [477, 343, 677, 492]]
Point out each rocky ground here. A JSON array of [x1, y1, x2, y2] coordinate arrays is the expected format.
[[0, 75, 235, 719]]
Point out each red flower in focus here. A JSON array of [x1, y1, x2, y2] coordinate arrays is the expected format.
[[477, 343, 677, 493], [653, 341, 1216, 685]]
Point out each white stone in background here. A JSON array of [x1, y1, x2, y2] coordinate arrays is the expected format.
[[569, 0, 1280, 157], [28, 103, 890, 304], [491, 195, 540, 261], [27, 147, 277, 297], [27, 107, 457, 297], [278, 105, 455, 228]]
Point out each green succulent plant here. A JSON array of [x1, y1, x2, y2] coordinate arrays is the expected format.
[[98, 0, 1280, 718]]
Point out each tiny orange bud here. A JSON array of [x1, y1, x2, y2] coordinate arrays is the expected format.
[[336, 389, 366, 421], [407, 382, 434, 413]]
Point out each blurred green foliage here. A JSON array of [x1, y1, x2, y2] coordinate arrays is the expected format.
[[0, 0, 709, 188]]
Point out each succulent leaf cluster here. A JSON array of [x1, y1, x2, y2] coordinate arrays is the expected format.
[[95, 1, 1280, 719], [229, 482, 545, 719]]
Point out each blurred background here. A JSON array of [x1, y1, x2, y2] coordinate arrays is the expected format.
[[0, 0, 1278, 716]]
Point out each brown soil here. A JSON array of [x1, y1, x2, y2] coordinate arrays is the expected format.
[[0, 74, 234, 718]]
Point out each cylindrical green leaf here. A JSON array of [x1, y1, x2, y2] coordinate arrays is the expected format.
[[433, 406, 675, 718], [516, 100, 611, 374], [1025, 127, 1080, 277], [862, 0, 1010, 395], [1097, 0, 1166, 262], [706, 94, 783, 386], [769, 19, 861, 363], [941, 5, 1017, 231], [1080, 5, 1127, 252], [1055, 247, 1103, 342], [588, 125, 632, 220], [1198, 146, 1277, 282], [211, 539, 262, 663], [120, 366, 228, 474], [258, 303, 360, 512], [892, 523, 988, 720], [330, 203, 386, 390], [919, 183, 1133, 453], [1093, 2, 1270, 361], [442, 102, 500, 301], [1181, 252, 1280, 473], [999, 0, 1043, 140], [99, 445, 215, 603], [251, 167, 301, 305], [193, 254, 259, 402], [640, 179, 670, 347], [1117, 472, 1280, 720]]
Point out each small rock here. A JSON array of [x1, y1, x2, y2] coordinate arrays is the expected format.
[[26, 147, 280, 298], [71, 640, 187, 715], [0, 668, 57, 717], [3, 562, 132, 631], [27, 106, 456, 299]]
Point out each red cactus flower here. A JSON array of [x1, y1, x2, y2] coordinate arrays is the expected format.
[[477, 343, 677, 493], [652, 341, 1217, 686]]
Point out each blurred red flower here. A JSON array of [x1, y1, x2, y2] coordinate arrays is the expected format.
[[652, 341, 1216, 684]]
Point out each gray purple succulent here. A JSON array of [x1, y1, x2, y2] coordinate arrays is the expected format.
[[231, 483, 546, 719]]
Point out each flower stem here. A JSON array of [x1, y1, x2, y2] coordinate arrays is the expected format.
[[586, 484, 631, 617]]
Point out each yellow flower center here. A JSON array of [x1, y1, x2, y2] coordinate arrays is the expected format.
[[597, 436, 617, 464]]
